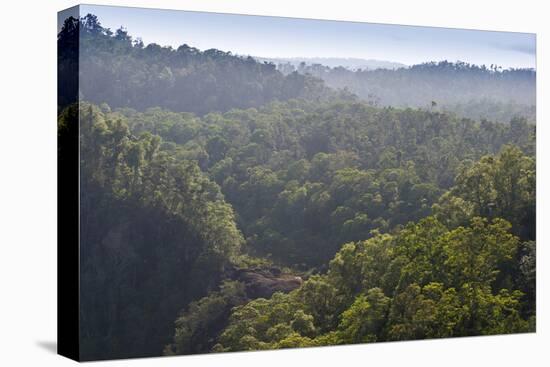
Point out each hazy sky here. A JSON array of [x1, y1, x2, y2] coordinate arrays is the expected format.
[[75, 4, 536, 69]]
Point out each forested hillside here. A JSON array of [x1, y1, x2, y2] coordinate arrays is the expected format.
[[59, 14, 331, 115], [116, 101, 534, 267], [203, 216, 533, 352], [61, 103, 243, 359], [58, 13, 536, 360], [67, 99, 534, 358], [281, 61, 535, 122]]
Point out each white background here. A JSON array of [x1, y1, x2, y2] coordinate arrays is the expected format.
[[0, 0, 547, 365]]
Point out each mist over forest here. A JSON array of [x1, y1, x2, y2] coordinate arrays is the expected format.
[[274, 60, 535, 122], [58, 13, 536, 360], [255, 57, 406, 71]]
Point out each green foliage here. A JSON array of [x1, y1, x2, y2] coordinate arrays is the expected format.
[[108, 100, 534, 268], [75, 104, 244, 359], [338, 289, 390, 343], [442, 218, 518, 287], [434, 145, 535, 239], [73, 98, 535, 358], [385, 282, 528, 340], [165, 281, 247, 355], [214, 216, 532, 352]]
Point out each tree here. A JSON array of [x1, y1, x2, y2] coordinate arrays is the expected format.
[[338, 288, 390, 343]]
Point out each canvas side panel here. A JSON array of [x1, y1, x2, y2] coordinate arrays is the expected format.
[[57, 5, 80, 362]]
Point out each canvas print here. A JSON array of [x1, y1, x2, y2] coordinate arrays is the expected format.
[[57, 4, 536, 361]]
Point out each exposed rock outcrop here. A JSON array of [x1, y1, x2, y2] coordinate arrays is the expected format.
[[229, 267, 303, 299]]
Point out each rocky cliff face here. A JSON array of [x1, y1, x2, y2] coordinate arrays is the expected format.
[[229, 267, 303, 299]]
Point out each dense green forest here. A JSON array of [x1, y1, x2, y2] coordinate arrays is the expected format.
[[114, 100, 534, 268], [58, 14, 536, 360]]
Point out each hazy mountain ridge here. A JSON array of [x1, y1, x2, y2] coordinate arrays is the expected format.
[[255, 56, 406, 70], [281, 59, 536, 123], [59, 14, 335, 116]]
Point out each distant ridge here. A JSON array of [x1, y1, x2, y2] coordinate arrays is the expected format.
[[254, 56, 406, 70]]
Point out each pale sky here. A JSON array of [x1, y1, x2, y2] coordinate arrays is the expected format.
[[68, 4, 536, 69]]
